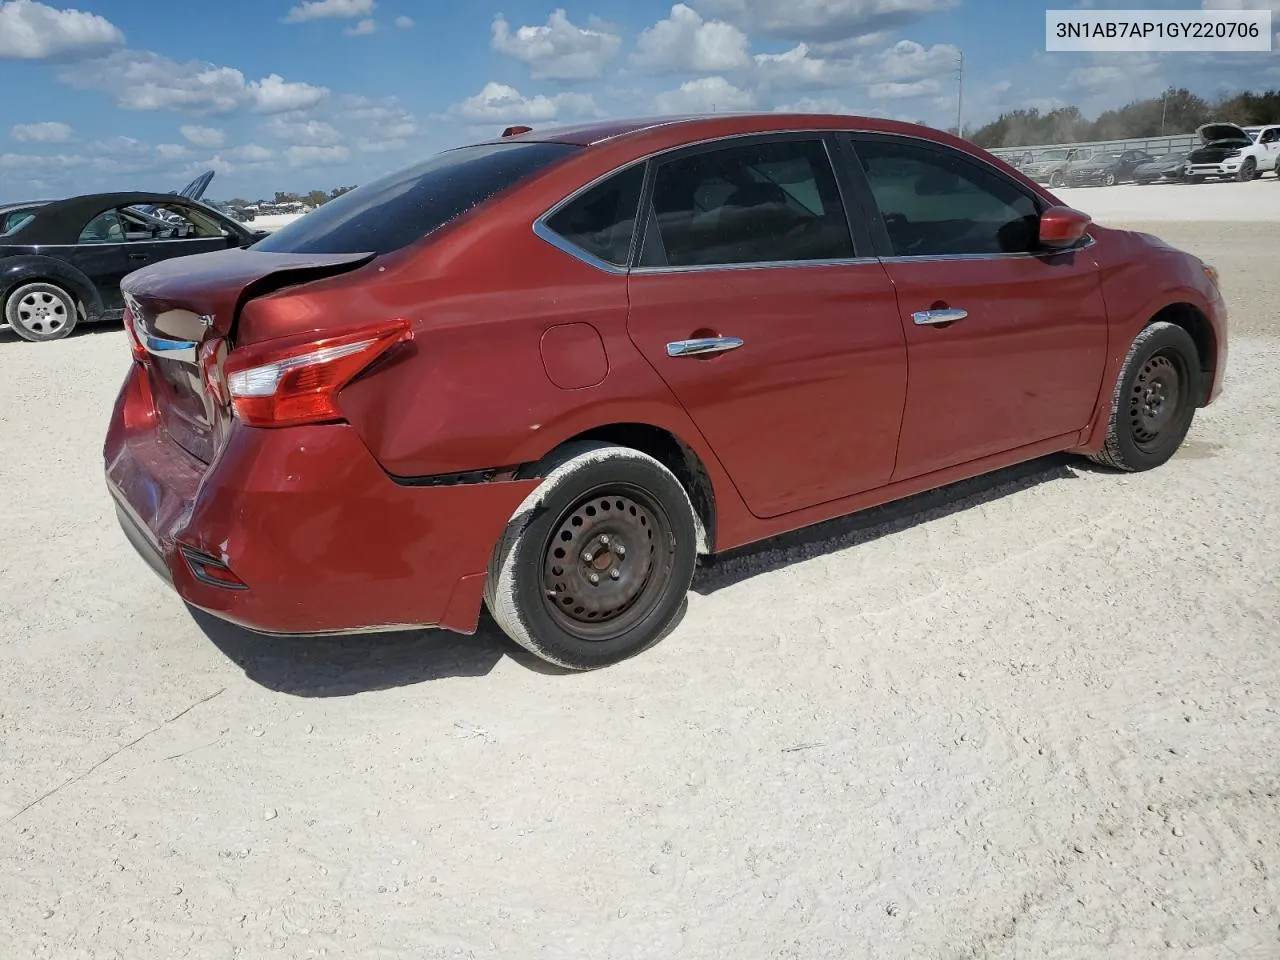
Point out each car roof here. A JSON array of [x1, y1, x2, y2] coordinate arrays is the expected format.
[[478, 112, 961, 148], [1, 191, 222, 246]]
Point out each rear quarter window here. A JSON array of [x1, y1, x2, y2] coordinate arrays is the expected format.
[[253, 141, 580, 256]]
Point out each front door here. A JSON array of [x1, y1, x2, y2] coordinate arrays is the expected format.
[[69, 209, 131, 313], [626, 135, 907, 520], [843, 133, 1109, 482]]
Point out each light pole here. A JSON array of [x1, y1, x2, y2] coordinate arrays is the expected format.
[[1160, 89, 1168, 136], [955, 48, 965, 138]]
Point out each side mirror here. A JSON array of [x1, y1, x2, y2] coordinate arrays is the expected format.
[[1039, 205, 1092, 250]]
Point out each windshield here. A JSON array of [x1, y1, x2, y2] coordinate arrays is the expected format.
[[1038, 150, 1068, 161], [253, 141, 580, 256]]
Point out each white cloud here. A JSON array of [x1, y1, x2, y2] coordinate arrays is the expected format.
[[180, 124, 225, 148], [0, 0, 124, 59], [448, 81, 600, 123], [344, 18, 377, 36], [229, 143, 275, 162], [633, 4, 751, 73], [394, 14, 414, 28], [692, 0, 958, 43], [0, 151, 90, 170], [773, 96, 856, 113], [284, 0, 375, 23], [262, 117, 342, 145], [156, 142, 189, 160], [57, 50, 329, 115], [357, 138, 407, 152], [337, 94, 418, 139], [286, 144, 351, 166], [10, 120, 73, 142], [248, 73, 330, 113], [654, 75, 756, 113], [491, 9, 622, 81], [869, 40, 960, 82], [752, 43, 855, 88], [869, 79, 940, 99]]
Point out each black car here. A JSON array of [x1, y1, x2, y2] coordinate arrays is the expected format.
[[2, 188, 264, 342], [1064, 149, 1157, 187]]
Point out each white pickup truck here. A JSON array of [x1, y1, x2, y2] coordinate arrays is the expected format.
[[1184, 122, 1280, 181]]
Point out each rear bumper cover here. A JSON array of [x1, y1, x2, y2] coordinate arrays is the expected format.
[[104, 364, 538, 637]]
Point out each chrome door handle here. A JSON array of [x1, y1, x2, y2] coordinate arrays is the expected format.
[[912, 308, 968, 326], [666, 336, 744, 357]]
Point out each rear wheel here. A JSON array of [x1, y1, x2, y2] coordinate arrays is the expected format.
[[1088, 322, 1201, 472], [4, 281, 78, 342], [485, 442, 698, 670], [1237, 158, 1257, 182]]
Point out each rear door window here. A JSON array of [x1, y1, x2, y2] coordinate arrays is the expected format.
[[543, 163, 644, 267], [639, 138, 854, 268], [254, 141, 580, 256]]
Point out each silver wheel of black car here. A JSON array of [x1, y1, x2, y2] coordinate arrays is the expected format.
[[4, 281, 78, 342], [1049, 171, 1065, 188], [1103, 171, 1117, 186]]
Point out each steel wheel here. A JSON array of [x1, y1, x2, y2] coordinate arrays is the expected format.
[[1104, 171, 1117, 186], [5, 282, 77, 342], [540, 484, 674, 642], [1128, 351, 1186, 454]]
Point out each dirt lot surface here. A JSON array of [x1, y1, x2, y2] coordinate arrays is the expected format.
[[2, 214, 1278, 959]]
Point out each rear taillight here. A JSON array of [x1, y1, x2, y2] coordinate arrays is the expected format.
[[122, 303, 147, 364], [222, 319, 411, 428]]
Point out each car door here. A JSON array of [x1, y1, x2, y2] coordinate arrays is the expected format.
[[626, 134, 908, 520], [118, 201, 236, 270], [840, 133, 1109, 482], [69, 209, 132, 312], [1257, 128, 1280, 169]]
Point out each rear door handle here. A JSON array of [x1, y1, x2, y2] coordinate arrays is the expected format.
[[912, 308, 968, 326], [666, 336, 744, 357], [128, 252, 150, 260]]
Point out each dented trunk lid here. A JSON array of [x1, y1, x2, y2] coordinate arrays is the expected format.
[[122, 246, 375, 463]]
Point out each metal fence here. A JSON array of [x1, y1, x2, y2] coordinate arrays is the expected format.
[[987, 133, 1200, 161]]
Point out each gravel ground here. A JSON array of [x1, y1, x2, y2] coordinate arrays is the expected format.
[[1, 219, 1278, 960]]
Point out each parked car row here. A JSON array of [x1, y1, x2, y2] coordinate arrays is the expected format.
[[1005, 122, 1280, 187]]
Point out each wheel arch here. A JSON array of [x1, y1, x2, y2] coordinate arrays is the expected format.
[[1146, 301, 1215, 405], [524, 422, 718, 555], [0, 256, 103, 322]]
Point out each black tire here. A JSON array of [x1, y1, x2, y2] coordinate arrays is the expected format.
[[1103, 171, 1117, 186], [484, 442, 698, 670], [1049, 171, 1065, 188], [1236, 158, 1256, 182], [4, 281, 79, 342], [1088, 322, 1201, 472]]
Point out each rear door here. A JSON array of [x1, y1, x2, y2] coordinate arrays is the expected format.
[[841, 133, 1108, 482], [625, 134, 907, 520]]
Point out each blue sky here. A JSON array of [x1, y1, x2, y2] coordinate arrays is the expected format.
[[0, 0, 1273, 200]]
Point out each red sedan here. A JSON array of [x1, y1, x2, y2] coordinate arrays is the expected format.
[[104, 114, 1228, 669]]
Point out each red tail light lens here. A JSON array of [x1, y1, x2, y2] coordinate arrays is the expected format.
[[222, 319, 411, 428], [122, 303, 147, 364]]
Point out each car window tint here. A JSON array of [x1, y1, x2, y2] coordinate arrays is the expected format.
[[854, 138, 1041, 257], [2, 210, 37, 235], [79, 210, 124, 244], [544, 163, 644, 266], [254, 141, 580, 256], [640, 138, 854, 268]]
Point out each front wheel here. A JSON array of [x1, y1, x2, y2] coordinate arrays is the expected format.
[[1103, 171, 1117, 186], [4, 281, 79, 342], [1088, 322, 1201, 472], [485, 442, 699, 670], [1049, 171, 1065, 188], [1237, 158, 1257, 182]]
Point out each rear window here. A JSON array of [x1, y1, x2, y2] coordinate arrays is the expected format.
[[253, 141, 580, 256]]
